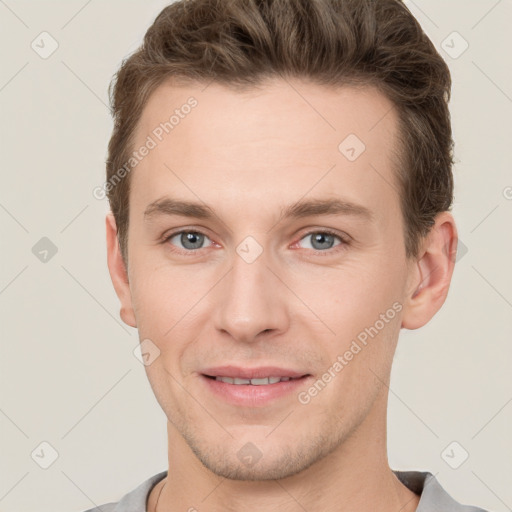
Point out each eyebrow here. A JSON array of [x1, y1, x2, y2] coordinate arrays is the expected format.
[[143, 196, 374, 224]]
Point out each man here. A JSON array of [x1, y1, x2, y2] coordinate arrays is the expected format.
[[88, 0, 489, 510]]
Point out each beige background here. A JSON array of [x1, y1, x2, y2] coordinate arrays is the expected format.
[[1, 0, 511, 511]]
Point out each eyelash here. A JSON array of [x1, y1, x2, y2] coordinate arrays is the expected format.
[[161, 228, 350, 256]]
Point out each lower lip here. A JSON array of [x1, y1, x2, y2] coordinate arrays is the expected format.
[[200, 375, 311, 407]]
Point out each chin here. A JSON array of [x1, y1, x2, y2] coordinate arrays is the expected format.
[[187, 429, 340, 482], [196, 453, 312, 481]]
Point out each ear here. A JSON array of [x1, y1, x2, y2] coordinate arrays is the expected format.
[[401, 211, 458, 330], [106, 213, 137, 328]]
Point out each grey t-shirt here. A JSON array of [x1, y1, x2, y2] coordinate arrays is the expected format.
[[82, 470, 490, 512]]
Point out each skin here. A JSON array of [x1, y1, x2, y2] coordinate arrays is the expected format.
[[106, 77, 457, 512]]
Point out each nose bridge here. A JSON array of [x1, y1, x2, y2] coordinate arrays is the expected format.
[[213, 239, 288, 342]]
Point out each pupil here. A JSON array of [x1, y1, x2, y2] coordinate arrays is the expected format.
[[183, 232, 202, 249], [313, 233, 333, 250]]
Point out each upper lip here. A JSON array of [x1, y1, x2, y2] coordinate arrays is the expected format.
[[201, 365, 310, 379]]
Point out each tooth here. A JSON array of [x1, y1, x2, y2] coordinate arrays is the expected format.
[[214, 376, 296, 385], [216, 376, 234, 384], [250, 378, 270, 385]]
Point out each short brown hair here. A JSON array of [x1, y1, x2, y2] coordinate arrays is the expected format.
[[106, 0, 454, 263]]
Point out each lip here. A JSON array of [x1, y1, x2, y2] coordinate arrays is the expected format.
[[199, 366, 312, 407], [201, 365, 308, 380]]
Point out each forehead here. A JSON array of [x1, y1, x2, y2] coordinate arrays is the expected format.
[[136, 77, 398, 151], [130, 78, 401, 221]]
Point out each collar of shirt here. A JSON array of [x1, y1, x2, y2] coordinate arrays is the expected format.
[[84, 470, 489, 512]]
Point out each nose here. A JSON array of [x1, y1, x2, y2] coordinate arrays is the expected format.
[[213, 243, 289, 344]]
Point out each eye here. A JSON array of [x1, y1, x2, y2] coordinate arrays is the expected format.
[[162, 228, 349, 255], [165, 230, 213, 252], [296, 230, 347, 252]]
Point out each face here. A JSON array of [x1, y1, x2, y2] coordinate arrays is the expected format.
[[111, 78, 422, 480]]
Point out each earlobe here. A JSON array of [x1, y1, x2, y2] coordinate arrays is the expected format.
[[401, 212, 458, 330], [106, 213, 137, 328]]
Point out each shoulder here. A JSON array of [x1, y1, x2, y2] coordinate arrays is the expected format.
[[77, 471, 167, 512], [394, 470, 492, 512], [81, 505, 117, 512]]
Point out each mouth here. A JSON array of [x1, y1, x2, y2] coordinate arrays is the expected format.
[[199, 366, 312, 406], [203, 375, 306, 385]]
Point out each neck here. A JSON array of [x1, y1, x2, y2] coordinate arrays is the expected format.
[[151, 391, 420, 512]]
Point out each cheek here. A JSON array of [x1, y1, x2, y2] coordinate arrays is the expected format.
[[128, 262, 182, 344], [299, 254, 405, 366], [131, 275, 169, 330], [129, 264, 207, 364], [304, 256, 402, 320], [310, 311, 400, 416]]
